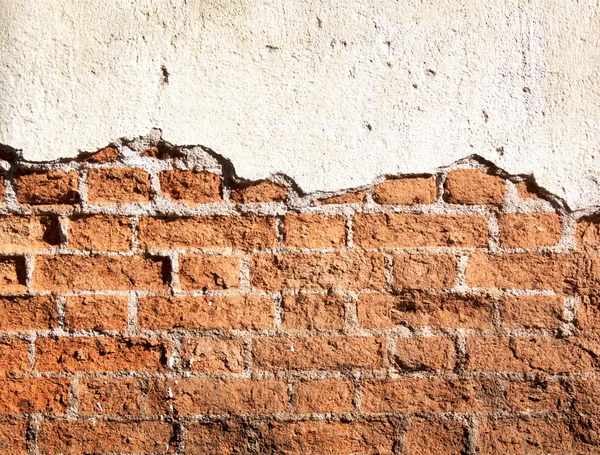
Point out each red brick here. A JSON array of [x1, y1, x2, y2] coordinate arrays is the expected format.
[[138, 216, 276, 251], [577, 215, 600, 253], [230, 181, 287, 203], [68, 215, 132, 251], [253, 336, 387, 371], [358, 291, 493, 329], [159, 169, 221, 203], [38, 420, 174, 454], [79, 378, 145, 416], [0, 215, 60, 253], [353, 213, 489, 248], [0, 295, 57, 331], [0, 339, 29, 376], [35, 337, 170, 372], [64, 295, 128, 331], [147, 378, 287, 415], [0, 258, 25, 293], [575, 296, 600, 334], [15, 171, 79, 205], [393, 254, 457, 289], [499, 213, 562, 247], [282, 293, 345, 331], [185, 421, 251, 455], [0, 420, 27, 455], [291, 379, 354, 413], [251, 252, 386, 291], [138, 295, 273, 331], [317, 190, 365, 205], [499, 295, 564, 329], [444, 169, 505, 205], [361, 378, 500, 413], [180, 338, 245, 372], [178, 255, 240, 290], [372, 176, 437, 205], [284, 214, 346, 249], [0, 378, 69, 414], [85, 147, 119, 163], [87, 168, 152, 203], [33, 255, 167, 291], [572, 379, 600, 414], [504, 379, 569, 412], [395, 337, 456, 371], [404, 419, 467, 455]]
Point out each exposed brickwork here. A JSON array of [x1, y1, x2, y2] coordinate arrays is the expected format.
[[0, 143, 596, 453]]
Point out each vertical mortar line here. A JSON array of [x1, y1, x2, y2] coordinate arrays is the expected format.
[[27, 333, 36, 374], [383, 253, 395, 292], [274, 215, 285, 250], [386, 334, 398, 375], [454, 329, 468, 373], [243, 333, 254, 376], [345, 213, 354, 248], [455, 255, 469, 291], [465, 413, 478, 455], [26, 413, 40, 455], [491, 295, 503, 331], [168, 252, 180, 295], [56, 295, 66, 330], [352, 370, 362, 414], [175, 420, 186, 455], [563, 295, 580, 335], [3, 165, 22, 214], [67, 374, 80, 419], [488, 211, 501, 253], [58, 216, 69, 251], [24, 253, 35, 293], [435, 171, 447, 203], [78, 168, 89, 208], [559, 214, 578, 252], [128, 292, 139, 333], [130, 215, 140, 253], [239, 254, 251, 291], [273, 291, 283, 330], [343, 291, 359, 334]]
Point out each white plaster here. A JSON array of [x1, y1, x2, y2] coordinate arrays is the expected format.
[[1, 0, 599, 210]]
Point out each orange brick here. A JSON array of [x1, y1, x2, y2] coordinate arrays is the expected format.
[[33, 255, 167, 291], [0, 215, 60, 253], [230, 181, 287, 203], [68, 215, 132, 251], [358, 291, 493, 329], [253, 336, 386, 371], [361, 378, 500, 413], [283, 214, 346, 249], [0, 339, 29, 376], [353, 213, 488, 248], [0, 378, 69, 414], [499, 295, 564, 329], [15, 170, 79, 205], [38, 420, 174, 454], [317, 190, 365, 205], [516, 180, 540, 199], [180, 338, 245, 372], [178, 255, 240, 290], [577, 215, 600, 253], [185, 421, 251, 455], [292, 379, 354, 413], [572, 379, 600, 414], [64, 295, 128, 331], [251, 252, 386, 291], [443, 169, 506, 205], [372, 176, 437, 205], [0, 295, 57, 331], [504, 379, 569, 412], [79, 378, 145, 416], [87, 168, 152, 203], [35, 336, 170, 372], [147, 378, 287, 416], [404, 419, 467, 455], [393, 254, 457, 289], [138, 215, 276, 251], [159, 169, 221, 203], [0, 420, 27, 455], [282, 293, 345, 331], [499, 213, 562, 247], [575, 295, 600, 334], [138, 295, 274, 331], [85, 147, 119, 163], [0, 257, 25, 293], [142, 145, 184, 159], [394, 337, 456, 371]]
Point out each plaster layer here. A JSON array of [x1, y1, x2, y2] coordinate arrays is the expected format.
[[1, 0, 599, 210]]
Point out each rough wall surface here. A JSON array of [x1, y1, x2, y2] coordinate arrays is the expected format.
[[0, 139, 599, 453], [1, 0, 600, 209]]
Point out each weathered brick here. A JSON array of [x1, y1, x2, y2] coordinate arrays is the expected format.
[[33, 255, 167, 291], [138, 216, 276, 251], [138, 295, 273, 331], [35, 337, 170, 372], [499, 295, 564, 329], [317, 190, 365, 205], [284, 214, 346, 249], [79, 378, 145, 416], [0, 339, 29, 376], [499, 213, 562, 247], [253, 336, 387, 371], [0, 295, 57, 331], [358, 291, 493, 329], [572, 379, 600, 414], [0, 378, 69, 414], [575, 295, 600, 334], [147, 378, 287, 415], [516, 180, 540, 199], [230, 181, 287, 203], [85, 147, 119, 163], [291, 379, 354, 413], [142, 145, 184, 159], [180, 338, 245, 372], [282, 293, 345, 331], [68, 215, 132, 251], [251, 252, 386, 290], [38, 420, 174, 455], [504, 379, 569, 412], [577, 215, 600, 253], [185, 421, 251, 455], [178, 255, 240, 290], [15, 171, 79, 205], [0, 257, 25, 293], [0, 215, 60, 253], [64, 295, 128, 331], [0, 420, 27, 455], [393, 254, 457, 289], [404, 419, 467, 455], [257, 420, 397, 455], [444, 169, 505, 205], [353, 213, 488, 248], [361, 378, 500, 413], [394, 337, 456, 372], [87, 168, 152, 203], [159, 169, 221, 203], [372, 176, 437, 205]]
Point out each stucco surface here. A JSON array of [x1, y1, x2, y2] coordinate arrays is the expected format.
[[0, 0, 599, 210]]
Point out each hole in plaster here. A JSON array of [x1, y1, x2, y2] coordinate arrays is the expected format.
[[160, 66, 170, 85]]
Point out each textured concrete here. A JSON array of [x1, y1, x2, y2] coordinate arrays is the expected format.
[[1, 0, 599, 209]]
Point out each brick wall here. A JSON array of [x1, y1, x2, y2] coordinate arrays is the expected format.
[[0, 141, 599, 454]]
